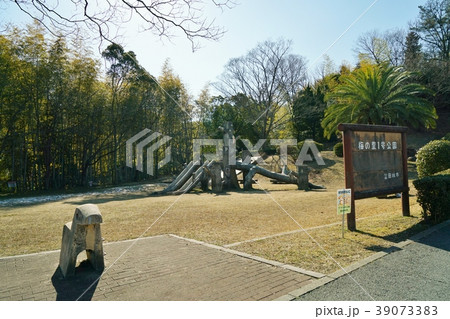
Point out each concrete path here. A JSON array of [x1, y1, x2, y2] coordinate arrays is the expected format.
[[282, 221, 450, 301], [0, 235, 317, 301]]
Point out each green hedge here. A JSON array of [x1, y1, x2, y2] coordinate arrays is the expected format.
[[416, 140, 450, 178], [333, 142, 343, 157], [442, 133, 450, 141], [434, 168, 450, 176], [413, 174, 450, 223]]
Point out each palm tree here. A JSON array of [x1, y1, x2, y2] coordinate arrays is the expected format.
[[321, 63, 438, 138]]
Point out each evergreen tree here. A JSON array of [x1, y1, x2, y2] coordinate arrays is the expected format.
[[322, 64, 437, 139]]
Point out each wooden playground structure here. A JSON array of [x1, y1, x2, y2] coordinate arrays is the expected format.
[[157, 122, 325, 195]]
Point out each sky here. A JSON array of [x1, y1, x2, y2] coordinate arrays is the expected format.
[[0, 0, 428, 97]]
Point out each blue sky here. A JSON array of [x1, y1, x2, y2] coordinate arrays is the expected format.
[[0, 0, 427, 97]]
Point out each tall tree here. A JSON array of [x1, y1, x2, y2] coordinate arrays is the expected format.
[[355, 29, 406, 66], [215, 38, 308, 138], [41, 35, 69, 189], [69, 46, 110, 187], [322, 63, 438, 138], [411, 0, 450, 121], [156, 61, 193, 173], [102, 43, 141, 183], [412, 0, 450, 60], [292, 86, 326, 142], [404, 31, 423, 70], [201, 94, 260, 142]]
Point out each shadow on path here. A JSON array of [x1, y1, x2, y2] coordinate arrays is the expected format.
[[355, 220, 450, 253], [51, 261, 102, 301], [417, 225, 450, 252]]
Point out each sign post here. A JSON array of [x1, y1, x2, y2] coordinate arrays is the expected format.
[[337, 189, 351, 238], [7, 181, 17, 188], [338, 124, 410, 231]]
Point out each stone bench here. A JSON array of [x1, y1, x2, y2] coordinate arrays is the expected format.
[[59, 204, 104, 278]]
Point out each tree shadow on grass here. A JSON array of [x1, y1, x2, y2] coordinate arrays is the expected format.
[[51, 260, 102, 301], [354, 218, 429, 245]]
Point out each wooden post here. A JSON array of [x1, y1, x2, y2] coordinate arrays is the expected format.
[[342, 130, 356, 231], [401, 132, 410, 216], [210, 162, 223, 193], [223, 122, 232, 189], [200, 173, 209, 191], [222, 122, 240, 190], [296, 165, 310, 191], [244, 167, 257, 190]]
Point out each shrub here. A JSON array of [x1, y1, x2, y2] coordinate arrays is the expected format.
[[416, 140, 450, 178], [413, 175, 450, 223], [297, 140, 324, 152], [333, 142, 343, 157], [442, 133, 450, 141], [434, 168, 450, 176]]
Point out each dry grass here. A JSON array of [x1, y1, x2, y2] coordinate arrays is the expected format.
[[0, 151, 429, 275], [234, 204, 425, 274]]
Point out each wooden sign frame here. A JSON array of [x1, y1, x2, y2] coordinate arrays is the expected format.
[[338, 123, 410, 230]]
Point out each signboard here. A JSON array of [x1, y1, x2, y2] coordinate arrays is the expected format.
[[338, 124, 410, 230], [7, 181, 17, 188], [337, 189, 351, 215], [351, 131, 403, 196]]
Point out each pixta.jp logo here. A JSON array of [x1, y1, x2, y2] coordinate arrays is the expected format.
[[126, 129, 172, 176], [193, 138, 325, 166]]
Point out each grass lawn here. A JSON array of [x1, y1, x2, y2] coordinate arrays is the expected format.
[[0, 151, 429, 275]]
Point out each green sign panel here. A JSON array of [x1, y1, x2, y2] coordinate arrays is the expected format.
[[337, 189, 351, 215]]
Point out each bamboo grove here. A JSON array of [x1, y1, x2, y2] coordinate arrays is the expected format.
[[0, 23, 195, 192]]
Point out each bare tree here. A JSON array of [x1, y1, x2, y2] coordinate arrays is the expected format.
[[355, 29, 406, 66], [7, 0, 234, 50], [385, 29, 407, 66], [313, 54, 336, 82], [214, 39, 308, 138], [411, 0, 450, 60]]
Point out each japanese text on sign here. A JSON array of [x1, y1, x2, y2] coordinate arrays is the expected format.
[[357, 140, 398, 151], [337, 189, 351, 215]]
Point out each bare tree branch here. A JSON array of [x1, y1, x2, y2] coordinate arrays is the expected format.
[[354, 28, 406, 66], [7, 0, 235, 51]]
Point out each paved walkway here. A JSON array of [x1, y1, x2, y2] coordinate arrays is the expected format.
[[279, 221, 450, 301], [3, 222, 449, 301], [0, 235, 318, 301]]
